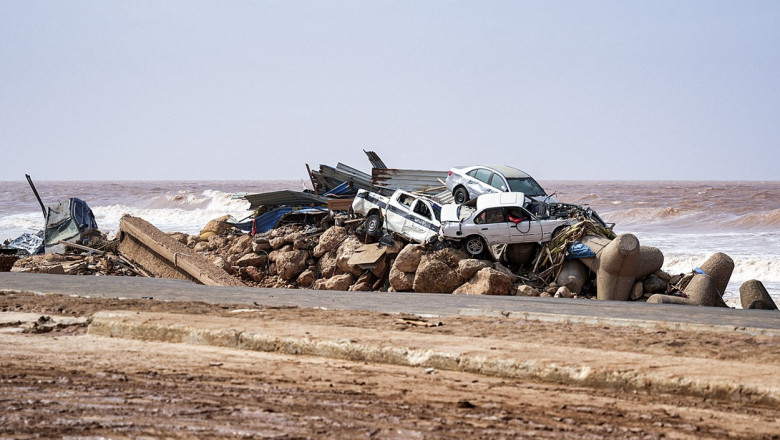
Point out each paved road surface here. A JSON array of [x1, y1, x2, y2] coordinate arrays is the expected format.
[[2, 272, 779, 334]]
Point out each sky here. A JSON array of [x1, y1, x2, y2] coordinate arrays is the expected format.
[[1, 1, 779, 181]]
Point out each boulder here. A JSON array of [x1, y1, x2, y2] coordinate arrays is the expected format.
[[269, 237, 287, 250], [642, 275, 667, 294], [199, 215, 233, 240], [227, 234, 253, 258], [335, 235, 365, 276], [296, 269, 317, 287], [313, 226, 348, 257], [739, 280, 778, 310], [370, 256, 390, 279], [322, 273, 354, 291], [350, 272, 377, 292], [284, 231, 305, 244], [458, 259, 492, 280], [243, 266, 265, 282], [453, 268, 513, 296], [434, 247, 470, 270], [212, 256, 231, 272], [252, 239, 272, 253], [275, 250, 308, 281], [318, 251, 339, 279], [389, 265, 415, 292], [236, 253, 267, 268], [492, 263, 518, 283], [394, 244, 424, 273], [383, 239, 405, 256], [630, 281, 644, 300], [413, 257, 462, 293], [555, 286, 574, 298], [186, 235, 200, 247], [556, 260, 589, 294], [515, 285, 541, 297], [193, 242, 211, 253]]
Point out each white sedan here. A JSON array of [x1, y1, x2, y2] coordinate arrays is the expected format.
[[439, 192, 573, 257], [444, 164, 555, 204]]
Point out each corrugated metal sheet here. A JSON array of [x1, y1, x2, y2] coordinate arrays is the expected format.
[[314, 164, 376, 193], [363, 149, 387, 169], [371, 168, 449, 193], [243, 191, 327, 210]]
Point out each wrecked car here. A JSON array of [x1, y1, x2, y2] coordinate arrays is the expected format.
[[445, 165, 555, 205], [351, 189, 442, 244], [439, 192, 573, 257]]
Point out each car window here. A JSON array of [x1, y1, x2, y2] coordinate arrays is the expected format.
[[506, 177, 547, 197], [474, 207, 506, 224], [467, 169, 479, 178], [473, 168, 492, 184], [488, 173, 505, 190], [412, 201, 431, 220], [397, 194, 414, 208]]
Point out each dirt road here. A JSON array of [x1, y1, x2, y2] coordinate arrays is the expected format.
[[2, 291, 779, 439]]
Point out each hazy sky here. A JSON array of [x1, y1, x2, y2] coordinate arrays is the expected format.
[[2, 1, 779, 181]]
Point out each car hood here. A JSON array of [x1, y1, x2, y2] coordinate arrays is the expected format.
[[440, 204, 461, 222]]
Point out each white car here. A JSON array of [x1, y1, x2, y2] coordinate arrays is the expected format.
[[445, 165, 555, 205], [439, 192, 573, 257], [351, 189, 442, 244]]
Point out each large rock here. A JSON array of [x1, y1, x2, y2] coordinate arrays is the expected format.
[[227, 234, 253, 258], [492, 263, 518, 283], [389, 265, 415, 291], [322, 273, 354, 291], [275, 250, 308, 281], [269, 237, 287, 250], [313, 226, 348, 257], [236, 253, 267, 268], [740, 280, 778, 310], [453, 268, 513, 296], [199, 215, 233, 240], [458, 259, 492, 280], [434, 247, 470, 270], [296, 269, 317, 288], [642, 275, 667, 294], [412, 257, 462, 293], [556, 260, 589, 294], [335, 235, 365, 276], [515, 285, 541, 297], [596, 233, 640, 301], [318, 251, 339, 279], [394, 244, 424, 273]]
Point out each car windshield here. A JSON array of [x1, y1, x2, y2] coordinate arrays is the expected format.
[[431, 204, 441, 222], [506, 177, 547, 197]]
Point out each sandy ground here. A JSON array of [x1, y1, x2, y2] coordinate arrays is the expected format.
[[1, 291, 780, 439]]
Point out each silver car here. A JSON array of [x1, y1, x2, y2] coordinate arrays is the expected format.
[[445, 165, 553, 204], [439, 192, 573, 257]]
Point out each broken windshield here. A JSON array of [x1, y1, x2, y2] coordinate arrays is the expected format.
[[506, 177, 546, 197]]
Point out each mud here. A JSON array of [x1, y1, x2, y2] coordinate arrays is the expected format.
[[1, 291, 779, 439]]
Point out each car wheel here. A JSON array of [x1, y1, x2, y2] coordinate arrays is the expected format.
[[453, 187, 469, 204], [365, 214, 383, 236], [433, 239, 449, 251], [464, 236, 485, 257]]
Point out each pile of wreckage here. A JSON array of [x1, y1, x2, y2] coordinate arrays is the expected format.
[[3, 154, 777, 311]]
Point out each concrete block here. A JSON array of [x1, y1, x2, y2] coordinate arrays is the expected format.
[[596, 233, 640, 301], [740, 280, 778, 310]]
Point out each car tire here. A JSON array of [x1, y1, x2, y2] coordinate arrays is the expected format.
[[433, 239, 449, 251], [365, 213, 383, 236], [463, 235, 486, 257], [453, 187, 469, 204]]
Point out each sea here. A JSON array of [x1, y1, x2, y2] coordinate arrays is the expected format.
[[1, 180, 778, 308]]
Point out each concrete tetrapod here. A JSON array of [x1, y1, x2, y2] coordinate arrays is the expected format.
[[698, 253, 734, 296], [740, 280, 778, 310], [646, 274, 722, 307], [596, 233, 640, 301]]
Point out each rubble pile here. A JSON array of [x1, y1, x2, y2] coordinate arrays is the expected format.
[[11, 251, 142, 277]]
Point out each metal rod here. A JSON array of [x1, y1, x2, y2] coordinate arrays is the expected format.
[[25, 174, 47, 220]]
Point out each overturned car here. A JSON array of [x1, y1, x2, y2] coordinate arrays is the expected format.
[[439, 192, 596, 257]]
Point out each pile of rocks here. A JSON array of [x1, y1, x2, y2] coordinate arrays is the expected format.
[[11, 252, 142, 277]]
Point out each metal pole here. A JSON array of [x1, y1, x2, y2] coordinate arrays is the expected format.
[[25, 174, 47, 220]]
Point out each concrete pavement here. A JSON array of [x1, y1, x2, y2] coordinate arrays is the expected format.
[[3, 272, 780, 336]]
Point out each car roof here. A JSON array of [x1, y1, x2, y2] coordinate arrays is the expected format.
[[454, 165, 531, 179], [475, 192, 526, 211]]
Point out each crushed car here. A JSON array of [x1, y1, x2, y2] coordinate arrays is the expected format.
[[351, 189, 442, 245], [439, 192, 575, 257], [445, 165, 555, 204]]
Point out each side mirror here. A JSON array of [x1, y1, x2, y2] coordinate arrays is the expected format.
[[500, 185, 507, 191]]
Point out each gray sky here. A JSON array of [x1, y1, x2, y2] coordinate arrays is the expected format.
[[2, 1, 779, 181]]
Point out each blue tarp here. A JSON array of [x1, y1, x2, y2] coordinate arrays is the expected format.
[[566, 241, 596, 259], [230, 207, 329, 234]]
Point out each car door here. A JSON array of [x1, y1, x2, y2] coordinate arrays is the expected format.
[[403, 198, 438, 242], [472, 207, 511, 245], [466, 168, 497, 197], [507, 206, 544, 243]]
